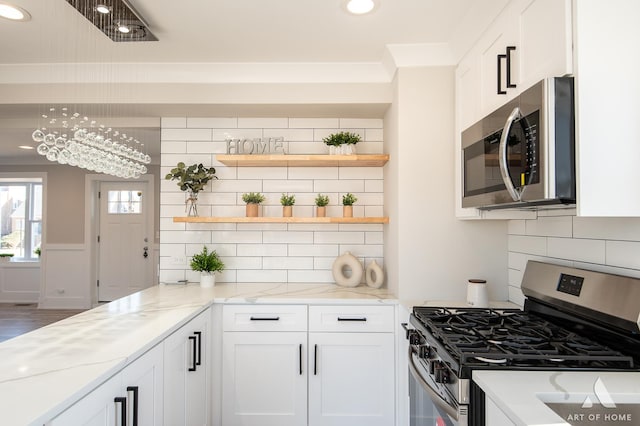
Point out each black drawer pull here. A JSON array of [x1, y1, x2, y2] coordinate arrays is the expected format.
[[127, 386, 139, 426], [299, 344, 303, 375], [497, 53, 507, 94], [250, 316, 280, 321], [337, 317, 367, 322], [188, 335, 197, 372], [194, 331, 202, 366], [114, 396, 127, 426], [313, 344, 318, 376], [506, 46, 517, 88]]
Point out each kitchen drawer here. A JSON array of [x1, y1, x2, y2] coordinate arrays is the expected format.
[[309, 305, 394, 333], [222, 304, 307, 332]]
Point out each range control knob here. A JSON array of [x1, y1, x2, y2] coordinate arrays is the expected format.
[[434, 361, 450, 384], [418, 345, 430, 359], [407, 330, 423, 345]]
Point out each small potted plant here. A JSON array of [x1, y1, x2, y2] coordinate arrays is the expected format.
[[342, 193, 358, 217], [315, 194, 329, 217], [0, 253, 14, 262], [280, 193, 295, 217], [322, 131, 361, 155], [165, 162, 218, 216], [242, 192, 265, 217], [190, 246, 225, 288], [34, 247, 41, 258]]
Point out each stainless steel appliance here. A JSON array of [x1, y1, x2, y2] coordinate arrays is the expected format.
[[404, 261, 640, 425], [461, 77, 575, 210]]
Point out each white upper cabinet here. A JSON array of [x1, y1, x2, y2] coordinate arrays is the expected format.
[[573, 0, 640, 216]]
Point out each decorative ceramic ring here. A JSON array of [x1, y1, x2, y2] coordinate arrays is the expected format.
[[365, 261, 384, 288], [332, 252, 363, 287]]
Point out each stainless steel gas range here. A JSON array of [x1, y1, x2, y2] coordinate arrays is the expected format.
[[404, 261, 640, 426]]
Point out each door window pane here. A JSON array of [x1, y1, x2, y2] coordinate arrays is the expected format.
[[107, 190, 142, 214]]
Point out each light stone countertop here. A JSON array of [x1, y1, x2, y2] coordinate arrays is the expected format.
[[473, 370, 640, 426], [0, 282, 396, 425]]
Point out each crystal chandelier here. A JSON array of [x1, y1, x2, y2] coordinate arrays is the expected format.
[[32, 107, 150, 179]]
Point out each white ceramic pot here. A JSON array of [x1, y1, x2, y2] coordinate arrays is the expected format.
[[467, 279, 488, 308], [200, 272, 215, 288]]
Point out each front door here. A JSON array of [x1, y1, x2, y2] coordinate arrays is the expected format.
[[97, 181, 152, 302]]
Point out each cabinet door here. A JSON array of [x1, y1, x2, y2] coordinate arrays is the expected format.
[[308, 332, 394, 426], [120, 343, 164, 426], [49, 374, 121, 426], [456, 51, 482, 132], [517, 0, 572, 91], [222, 331, 307, 426], [163, 308, 210, 426]]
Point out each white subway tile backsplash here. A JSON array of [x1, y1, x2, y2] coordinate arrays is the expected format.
[[508, 235, 546, 255], [161, 128, 212, 141], [160, 116, 386, 284], [507, 286, 525, 307], [507, 220, 526, 235], [525, 216, 572, 238], [606, 241, 640, 269], [574, 217, 640, 241], [547, 237, 605, 264], [289, 118, 339, 128], [187, 117, 237, 128]]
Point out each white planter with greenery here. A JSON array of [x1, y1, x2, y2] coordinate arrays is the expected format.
[[190, 246, 224, 287]]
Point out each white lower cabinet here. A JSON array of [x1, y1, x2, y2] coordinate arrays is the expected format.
[[50, 343, 164, 426], [220, 304, 396, 426], [163, 307, 211, 426]]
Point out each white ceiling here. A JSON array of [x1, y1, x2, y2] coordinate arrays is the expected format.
[[0, 0, 507, 164]]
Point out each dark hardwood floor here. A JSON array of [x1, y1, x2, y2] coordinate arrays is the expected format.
[[0, 303, 86, 343]]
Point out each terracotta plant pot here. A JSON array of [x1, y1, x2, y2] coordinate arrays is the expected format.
[[283, 205, 293, 217], [343, 205, 353, 218], [246, 203, 259, 217], [316, 206, 326, 217]]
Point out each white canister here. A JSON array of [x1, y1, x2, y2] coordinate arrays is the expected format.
[[466, 279, 489, 308]]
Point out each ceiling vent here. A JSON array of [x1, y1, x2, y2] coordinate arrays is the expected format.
[[64, 0, 157, 42]]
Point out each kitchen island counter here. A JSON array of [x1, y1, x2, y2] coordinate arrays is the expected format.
[[473, 370, 640, 426], [0, 282, 396, 425]]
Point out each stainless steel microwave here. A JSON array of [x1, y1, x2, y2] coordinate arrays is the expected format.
[[461, 77, 575, 210]]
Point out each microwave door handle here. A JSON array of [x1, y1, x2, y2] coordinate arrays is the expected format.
[[499, 107, 523, 202], [407, 347, 460, 421]]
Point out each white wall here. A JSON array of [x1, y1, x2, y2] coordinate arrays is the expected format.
[[508, 209, 640, 306], [384, 66, 508, 303], [160, 117, 386, 284]]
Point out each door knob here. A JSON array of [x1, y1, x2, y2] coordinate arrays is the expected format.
[[143, 246, 149, 258]]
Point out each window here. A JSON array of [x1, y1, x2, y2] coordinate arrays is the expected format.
[[107, 190, 142, 214], [0, 178, 43, 260]]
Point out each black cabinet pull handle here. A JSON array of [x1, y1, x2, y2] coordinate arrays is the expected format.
[[114, 396, 127, 426], [506, 46, 517, 88], [299, 344, 303, 375], [250, 316, 280, 321], [497, 53, 507, 94], [337, 317, 367, 322], [188, 335, 197, 372], [313, 344, 318, 376], [194, 331, 202, 366], [126, 386, 138, 426]]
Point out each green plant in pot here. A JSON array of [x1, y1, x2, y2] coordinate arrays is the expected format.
[[342, 193, 358, 217], [322, 131, 361, 155], [190, 246, 225, 288], [315, 194, 329, 218], [165, 162, 218, 216], [242, 192, 265, 217], [0, 253, 14, 262], [280, 193, 295, 217]]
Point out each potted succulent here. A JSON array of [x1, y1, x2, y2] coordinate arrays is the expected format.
[[242, 192, 265, 217], [280, 193, 295, 217], [190, 246, 225, 288], [342, 193, 358, 217], [315, 194, 329, 217], [322, 131, 361, 155], [0, 253, 14, 262], [165, 162, 218, 216]]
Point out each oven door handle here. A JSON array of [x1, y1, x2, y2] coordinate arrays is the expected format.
[[499, 106, 523, 202], [407, 346, 460, 421]]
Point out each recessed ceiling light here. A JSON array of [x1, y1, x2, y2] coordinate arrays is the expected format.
[[0, 3, 31, 21], [345, 0, 376, 15], [95, 4, 111, 14], [18, 145, 34, 150], [117, 23, 130, 33]]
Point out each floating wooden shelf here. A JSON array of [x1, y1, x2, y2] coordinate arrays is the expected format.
[[173, 216, 389, 224], [215, 154, 389, 167]]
